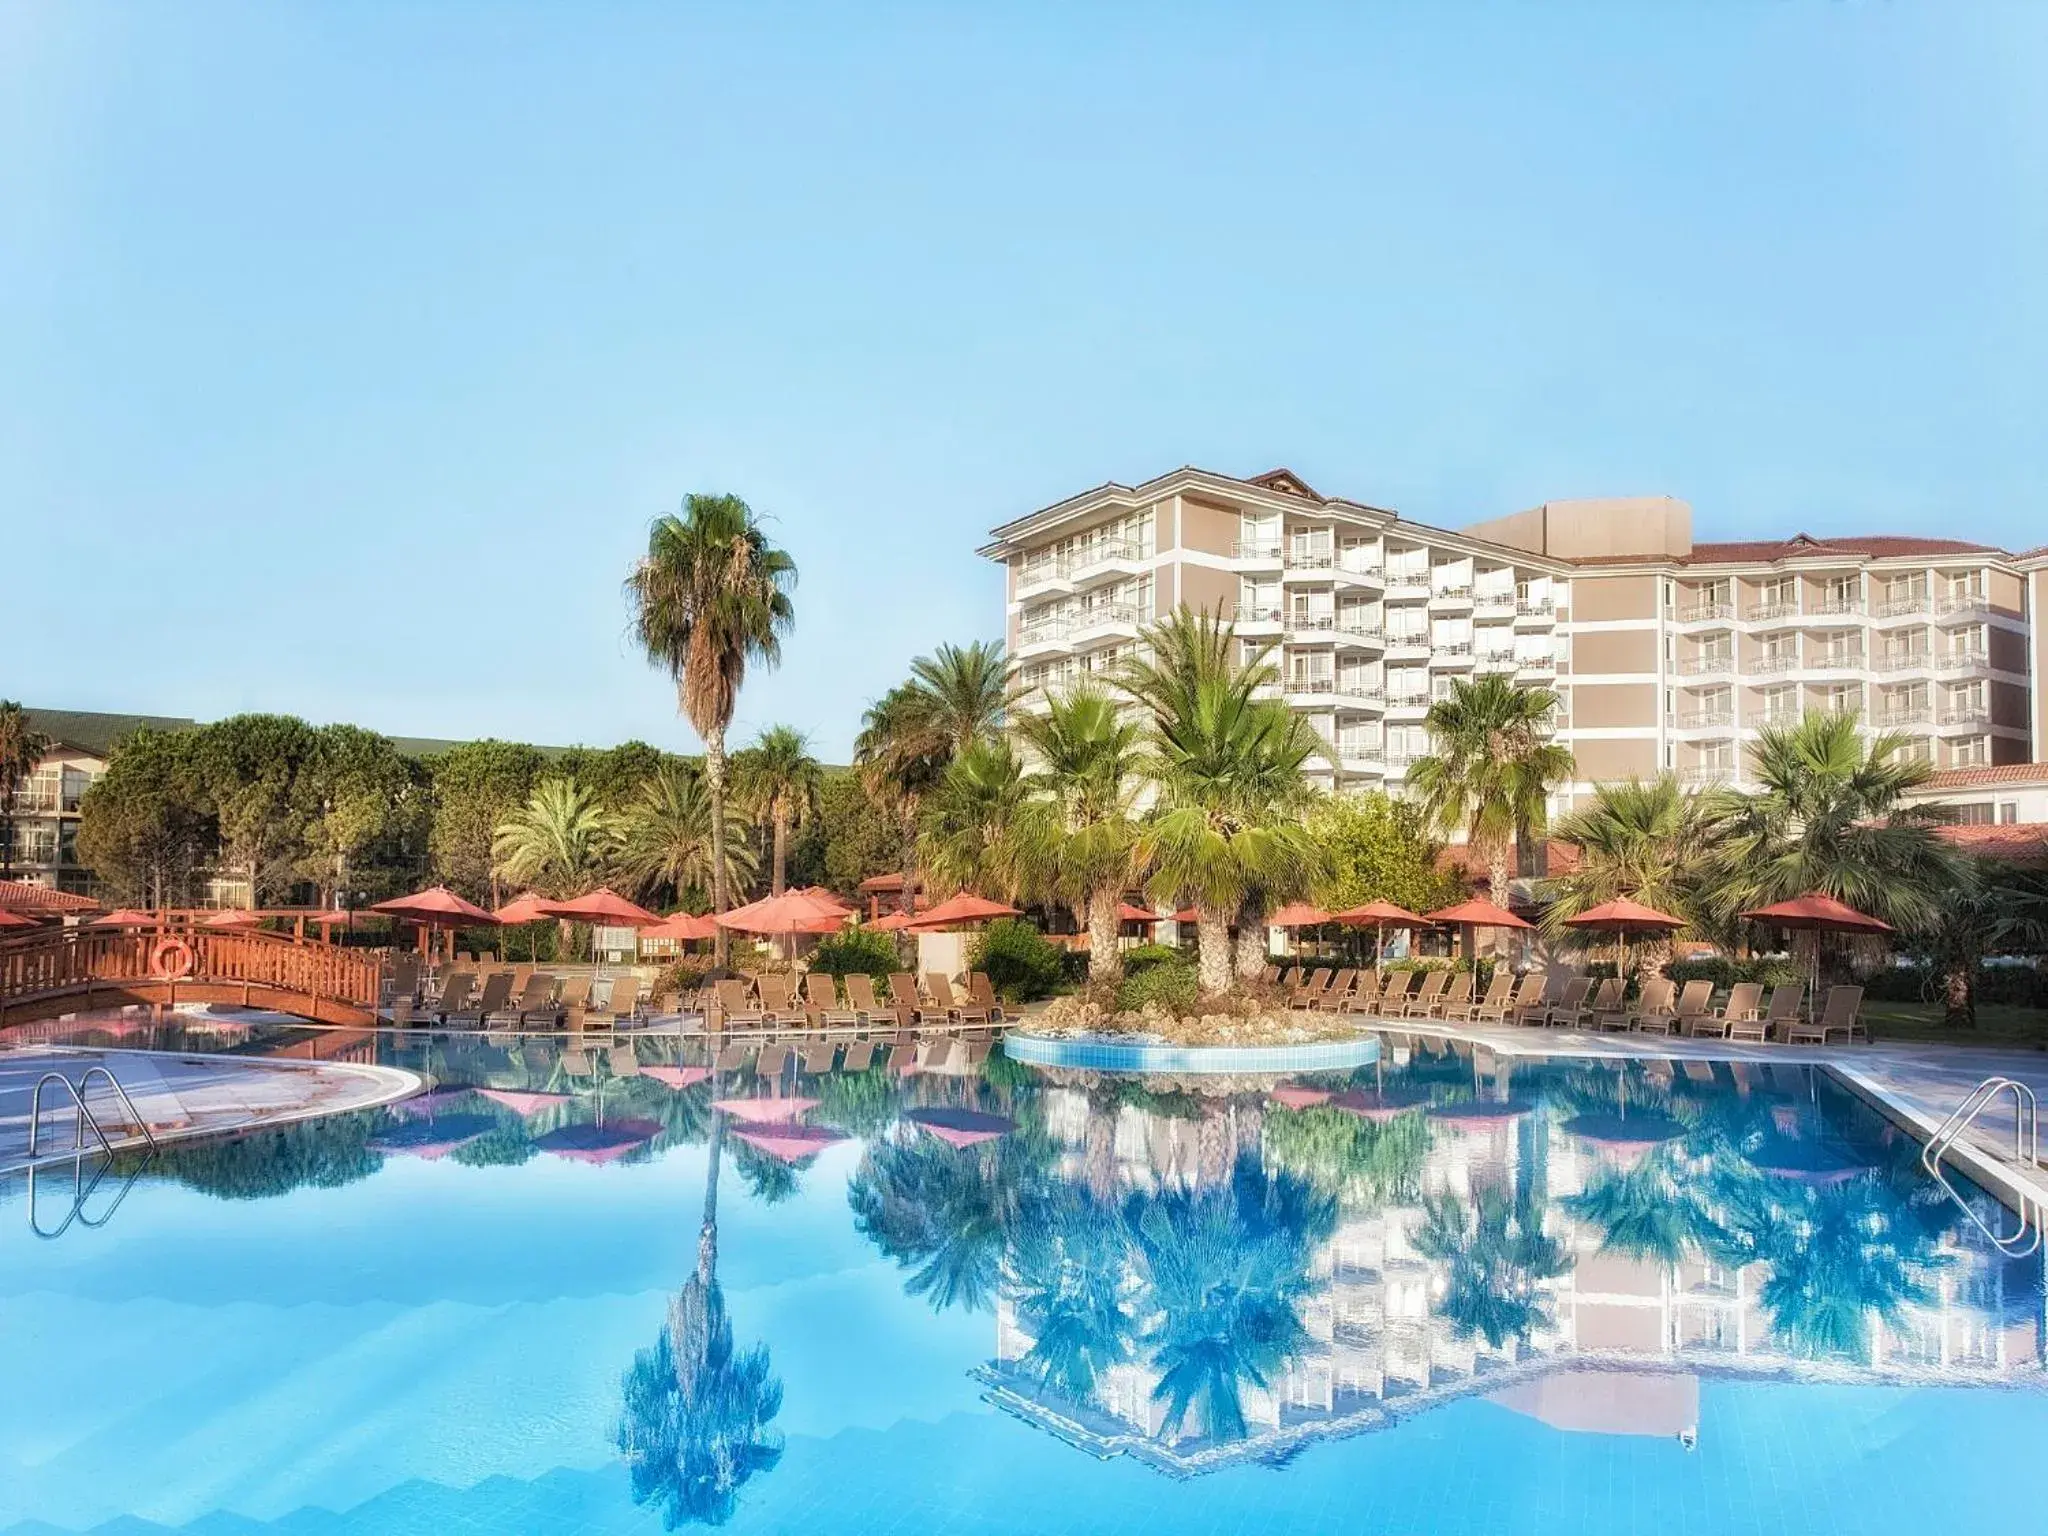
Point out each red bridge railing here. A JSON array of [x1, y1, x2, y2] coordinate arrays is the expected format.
[[0, 926, 382, 1017]]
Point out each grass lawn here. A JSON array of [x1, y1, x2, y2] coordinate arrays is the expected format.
[[1862, 1000, 2048, 1049]]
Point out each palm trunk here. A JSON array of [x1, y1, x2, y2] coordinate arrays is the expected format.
[[1087, 888, 1123, 983], [1942, 966, 1974, 1029], [1234, 890, 1268, 982], [1487, 838, 1512, 910], [700, 1112, 724, 1281], [705, 724, 731, 968], [1196, 908, 1233, 995], [771, 806, 789, 897], [896, 798, 920, 964]]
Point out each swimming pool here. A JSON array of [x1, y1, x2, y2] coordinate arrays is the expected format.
[[2, 1023, 2043, 1534]]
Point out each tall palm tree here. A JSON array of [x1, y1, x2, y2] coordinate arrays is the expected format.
[[618, 762, 760, 908], [0, 701, 52, 878], [854, 685, 954, 910], [1697, 710, 1961, 944], [921, 736, 1035, 901], [1012, 686, 1148, 982], [1541, 775, 1717, 974], [618, 1111, 784, 1527], [627, 495, 797, 965], [734, 726, 820, 896], [1121, 610, 1326, 994], [1408, 673, 1574, 906], [906, 639, 1011, 749]]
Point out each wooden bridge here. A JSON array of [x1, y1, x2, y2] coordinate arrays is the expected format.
[[0, 927, 383, 1029]]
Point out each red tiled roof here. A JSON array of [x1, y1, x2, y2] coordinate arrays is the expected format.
[[1938, 823, 2048, 861], [1920, 763, 2048, 790], [0, 879, 99, 914], [1568, 532, 2007, 568]]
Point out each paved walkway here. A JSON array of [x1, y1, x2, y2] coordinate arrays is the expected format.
[[0, 1047, 420, 1172]]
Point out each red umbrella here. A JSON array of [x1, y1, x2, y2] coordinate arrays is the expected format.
[[906, 892, 1022, 931], [1332, 899, 1427, 967], [1331, 1085, 1433, 1122], [718, 889, 850, 937], [643, 910, 721, 942], [202, 909, 264, 929], [1117, 901, 1160, 924], [643, 1065, 711, 1091], [373, 887, 499, 925], [492, 892, 559, 926], [89, 908, 159, 929], [712, 1095, 820, 1124], [1564, 898, 1686, 985], [1563, 1112, 1685, 1169], [476, 1089, 571, 1118], [732, 1122, 845, 1163], [868, 909, 920, 932], [1427, 896, 1532, 965], [1740, 893, 1892, 1005], [1267, 902, 1332, 928], [308, 908, 374, 928], [550, 887, 662, 926], [0, 907, 43, 931], [905, 1107, 1015, 1148], [535, 1119, 662, 1163]]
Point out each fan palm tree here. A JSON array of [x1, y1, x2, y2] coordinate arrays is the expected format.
[[906, 639, 1012, 749], [1408, 673, 1574, 905], [617, 1111, 784, 1528], [1541, 775, 1717, 975], [733, 725, 821, 896], [849, 1124, 1051, 1314], [618, 762, 759, 909], [1697, 710, 1962, 948], [626, 495, 797, 965], [0, 701, 52, 877], [1120, 610, 1326, 994], [1012, 686, 1148, 981], [1003, 1185, 1137, 1404], [921, 735, 1035, 901], [1907, 862, 2048, 1027], [1561, 1145, 1727, 1266]]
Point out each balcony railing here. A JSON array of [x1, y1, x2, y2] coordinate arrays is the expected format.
[[1515, 600, 1556, 620], [1751, 653, 1799, 675], [1676, 709, 1735, 729], [1383, 751, 1420, 770], [1431, 584, 1474, 602], [1874, 651, 1932, 672], [1384, 570, 1431, 592], [1517, 655, 1558, 673], [1680, 765, 1734, 785], [1746, 600, 1800, 622], [1069, 539, 1143, 572], [1284, 549, 1336, 571], [1875, 705, 1932, 726], [1938, 706, 1991, 727], [1934, 593, 1985, 616], [1677, 601, 1734, 622], [1234, 540, 1283, 560], [1874, 594, 1929, 618], [1018, 623, 1069, 647], [1386, 692, 1431, 710], [1433, 642, 1474, 659], [1475, 651, 1518, 672], [1810, 597, 1864, 617], [12, 788, 60, 815], [1473, 590, 1517, 611], [1676, 654, 1734, 676], [1807, 650, 1864, 669], [1229, 605, 1284, 625], [1934, 651, 1989, 673], [1072, 603, 1144, 632]]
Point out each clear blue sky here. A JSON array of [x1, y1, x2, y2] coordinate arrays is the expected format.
[[5, 2, 2043, 762]]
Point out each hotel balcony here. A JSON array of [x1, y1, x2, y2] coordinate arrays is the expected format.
[[13, 786, 61, 815], [1750, 653, 1800, 675], [1067, 539, 1146, 584], [1676, 601, 1735, 624], [1015, 621, 1071, 656], [1473, 591, 1517, 618], [1234, 539, 1284, 562], [1804, 650, 1865, 670], [1874, 705, 1932, 727], [1513, 599, 1557, 625], [1069, 604, 1145, 645], [1933, 593, 1988, 618], [1228, 604, 1286, 630], [1932, 651, 1990, 674], [1385, 693, 1431, 716], [1873, 651, 1931, 673], [1516, 654, 1558, 678], [1936, 705, 1992, 729], [1873, 594, 1930, 620], [1675, 653, 1735, 677], [1383, 571, 1431, 600], [1679, 765, 1736, 786], [1015, 559, 1075, 599], [1383, 632, 1431, 659], [1474, 651, 1518, 675], [1807, 597, 1865, 622], [1429, 584, 1474, 610], [1289, 679, 1387, 711], [1672, 708, 1735, 731], [1431, 642, 1475, 668], [1745, 600, 1800, 624]]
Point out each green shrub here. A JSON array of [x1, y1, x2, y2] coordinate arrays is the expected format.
[[1116, 956, 1200, 1014], [809, 927, 898, 981], [1121, 944, 1185, 976], [969, 918, 1067, 1002], [1666, 957, 1803, 992]]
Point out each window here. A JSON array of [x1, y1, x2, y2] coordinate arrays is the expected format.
[[1953, 803, 1995, 826], [2000, 802, 2019, 824], [1950, 736, 1990, 768]]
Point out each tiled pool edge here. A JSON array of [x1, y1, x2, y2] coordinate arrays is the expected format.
[[1004, 1032, 1380, 1075]]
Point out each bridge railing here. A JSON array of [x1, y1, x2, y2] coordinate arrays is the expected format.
[[0, 926, 382, 1012]]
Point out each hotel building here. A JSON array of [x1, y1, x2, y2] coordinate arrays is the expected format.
[[981, 467, 2040, 807]]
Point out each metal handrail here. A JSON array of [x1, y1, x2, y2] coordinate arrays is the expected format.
[[27, 1065, 158, 1158], [1922, 1076, 2040, 1257], [78, 1065, 159, 1153]]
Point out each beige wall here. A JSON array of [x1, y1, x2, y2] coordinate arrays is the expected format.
[[1155, 565, 1176, 617], [1992, 627, 2027, 673], [1569, 738, 1658, 782], [1569, 628, 1658, 674], [1989, 568, 2024, 621], [1155, 498, 1179, 552], [1570, 683, 1657, 730], [1569, 575, 1660, 623], [1460, 497, 1691, 560], [1178, 497, 1240, 557], [1179, 564, 1236, 618]]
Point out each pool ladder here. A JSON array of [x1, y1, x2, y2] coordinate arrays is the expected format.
[[1922, 1076, 2041, 1258], [27, 1066, 159, 1159]]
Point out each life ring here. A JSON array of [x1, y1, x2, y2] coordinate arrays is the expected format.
[[149, 936, 196, 981]]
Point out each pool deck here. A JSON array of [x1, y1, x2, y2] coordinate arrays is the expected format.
[[0, 1047, 422, 1173]]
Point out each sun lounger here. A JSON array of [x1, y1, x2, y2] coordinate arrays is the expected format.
[[922, 1038, 959, 1071], [510, 972, 558, 1024], [1753, 983, 1804, 1041], [1375, 970, 1418, 1015], [446, 971, 512, 1028], [1624, 977, 1677, 1032], [714, 979, 767, 1031], [1550, 976, 1620, 1030], [1429, 971, 1475, 1019], [846, 973, 908, 1029], [1288, 968, 1338, 1010], [804, 973, 862, 1030], [1707, 982, 1766, 1041], [599, 976, 644, 1027], [1259, 964, 1282, 987], [1321, 969, 1361, 1010], [1536, 975, 1593, 1027], [1273, 965, 1297, 994], [841, 1039, 876, 1072], [607, 1042, 641, 1077], [888, 973, 930, 1026], [1642, 979, 1714, 1036], [800, 1040, 837, 1074], [756, 1042, 791, 1078], [554, 974, 594, 1026], [430, 971, 476, 1023], [926, 973, 992, 1026], [886, 1042, 918, 1073], [1786, 985, 1865, 1045], [1457, 972, 1515, 1024], [713, 1040, 752, 1073], [967, 972, 1007, 1023], [1398, 971, 1450, 1018], [1512, 971, 1567, 1027]]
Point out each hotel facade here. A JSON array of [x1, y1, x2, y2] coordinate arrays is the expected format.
[[981, 466, 2048, 808]]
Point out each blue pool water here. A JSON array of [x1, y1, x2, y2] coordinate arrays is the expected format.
[[2, 1022, 2043, 1534]]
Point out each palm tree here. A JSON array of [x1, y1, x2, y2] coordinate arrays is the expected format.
[[1541, 775, 1717, 975], [1012, 687, 1148, 981], [1408, 673, 1574, 906], [492, 777, 617, 896], [626, 495, 797, 965], [1697, 710, 1962, 947], [0, 701, 52, 878], [1120, 610, 1326, 994], [1003, 1185, 1137, 1404], [617, 1111, 784, 1528], [733, 726, 820, 897], [618, 762, 759, 909], [1908, 862, 2048, 1027], [849, 1124, 1050, 1314], [921, 736, 1035, 901], [854, 685, 954, 911], [1412, 1182, 1571, 1349], [906, 639, 1011, 749]]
